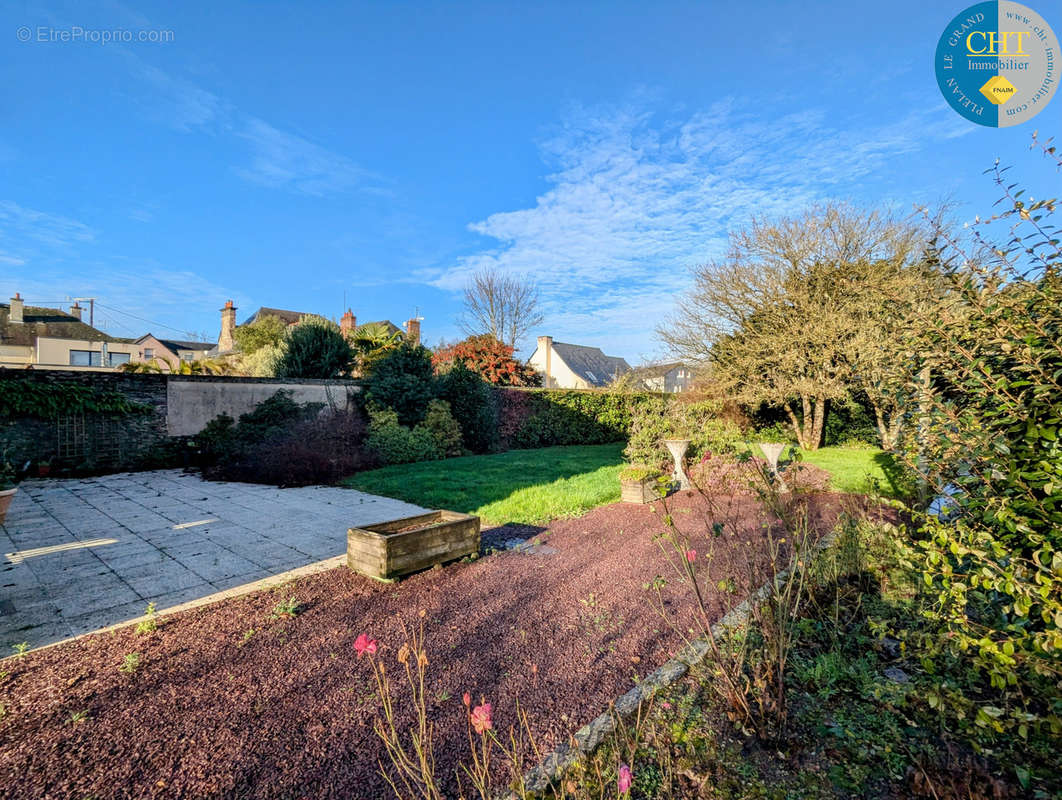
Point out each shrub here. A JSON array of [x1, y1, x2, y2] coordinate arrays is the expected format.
[[419, 399, 463, 457], [431, 335, 540, 386], [780, 462, 832, 493], [274, 315, 353, 379], [496, 389, 659, 449], [624, 398, 742, 470], [366, 408, 440, 465], [199, 391, 372, 486], [437, 361, 498, 453], [363, 343, 437, 426], [687, 452, 767, 495], [618, 464, 662, 482]]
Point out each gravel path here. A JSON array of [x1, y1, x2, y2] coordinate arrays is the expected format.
[[0, 492, 856, 799]]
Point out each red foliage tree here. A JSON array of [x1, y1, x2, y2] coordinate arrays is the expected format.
[[432, 335, 541, 387]]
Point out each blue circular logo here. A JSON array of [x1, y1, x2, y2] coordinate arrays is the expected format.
[[935, 2, 1059, 127]]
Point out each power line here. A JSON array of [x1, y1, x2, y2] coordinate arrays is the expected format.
[[93, 301, 206, 340]]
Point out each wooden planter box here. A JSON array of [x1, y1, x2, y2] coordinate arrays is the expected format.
[[621, 478, 660, 504], [347, 510, 481, 580]]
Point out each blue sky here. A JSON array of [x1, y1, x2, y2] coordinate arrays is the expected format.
[[2, 0, 1059, 360]]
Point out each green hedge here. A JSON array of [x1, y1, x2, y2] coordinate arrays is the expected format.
[[495, 389, 661, 450]]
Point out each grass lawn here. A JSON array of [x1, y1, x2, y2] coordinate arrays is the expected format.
[[797, 445, 904, 497], [343, 443, 625, 526]]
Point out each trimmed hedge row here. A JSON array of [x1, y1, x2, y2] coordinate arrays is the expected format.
[[495, 388, 661, 450]]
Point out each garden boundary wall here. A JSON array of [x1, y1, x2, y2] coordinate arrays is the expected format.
[[0, 369, 361, 471]]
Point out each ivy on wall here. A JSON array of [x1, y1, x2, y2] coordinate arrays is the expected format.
[[0, 380, 152, 419]]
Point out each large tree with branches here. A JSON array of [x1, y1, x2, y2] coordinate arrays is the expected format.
[[459, 267, 544, 350], [660, 203, 939, 450]]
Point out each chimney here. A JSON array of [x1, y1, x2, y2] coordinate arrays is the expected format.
[[218, 300, 237, 352], [537, 335, 552, 388], [69, 302, 83, 321], [340, 309, 357, 337], [404, 317, 421, 345], [9, 293, 23, 324]]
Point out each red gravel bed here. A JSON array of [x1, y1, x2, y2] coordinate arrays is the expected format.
[[0, 493, 860, 799]]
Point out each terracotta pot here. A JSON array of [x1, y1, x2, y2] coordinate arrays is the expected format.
[[37, 464, 51, 478], [0, 487, 16, 525]]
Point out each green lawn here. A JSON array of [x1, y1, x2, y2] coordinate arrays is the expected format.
[[343, 443, 625, 526], [796, 445, 903, 497]]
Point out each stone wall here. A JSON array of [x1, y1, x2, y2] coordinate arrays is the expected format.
[[166, 376, 360, 436], [0, 369, 361, 472]]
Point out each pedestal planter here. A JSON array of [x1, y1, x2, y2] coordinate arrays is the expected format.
[[347, 510, 481, 580], [0, 488, 17, 525], [662, 439, 691, 490]]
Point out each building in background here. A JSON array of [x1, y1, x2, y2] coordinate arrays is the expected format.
[[629, 361, 694, 393], [133, 334, 216, 370], [0, 293, 141, 370], [527, 335, 631, 389]]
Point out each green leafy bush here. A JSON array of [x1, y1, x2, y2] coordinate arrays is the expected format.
[[437, 361, 498, 453], [496, 389, 659, 449], [363, 343, 437, 426], [892, 152, 1062, 749], [419, 399, 463, 458], [624, 398, 741, 470], [274, 315, 353, 379], [0, 379, 150, 419], [366, 408, 440, 465]]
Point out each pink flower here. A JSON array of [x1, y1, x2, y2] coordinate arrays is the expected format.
[[661, 701, 672, 710], [685, 549, 696, 563], [470, 702, 493, 735], [617, 764, 632, 794], [354, 633, 378, 659]]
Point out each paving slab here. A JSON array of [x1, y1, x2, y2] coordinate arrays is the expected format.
[[1, 470, 425, 650]]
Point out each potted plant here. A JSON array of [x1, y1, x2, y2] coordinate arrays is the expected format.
[[0, 461, 18, 525], [619, 464, 665, 503], [37, 457, 53, 478]]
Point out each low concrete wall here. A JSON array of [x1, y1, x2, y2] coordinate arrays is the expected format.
[[166, 376, 361, 436]]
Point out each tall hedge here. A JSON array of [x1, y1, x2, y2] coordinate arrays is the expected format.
[[494, 389, 660, 450]]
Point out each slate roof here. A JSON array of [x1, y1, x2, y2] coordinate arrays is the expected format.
[[630, 361, 684, 379], [550, 341, 631, 388], [241, 307, 308, 326], [0, 303, 120, 347], [158, 338, 216, 352]]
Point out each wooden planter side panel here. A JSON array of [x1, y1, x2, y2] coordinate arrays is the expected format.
[[347, 511, 480, 579], [620, 480, 656, 504]]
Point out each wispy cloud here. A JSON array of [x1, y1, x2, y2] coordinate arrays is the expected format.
[[126, 54, 374, 197], [428, 99, 971, 358], [0, 201, 95, 256]]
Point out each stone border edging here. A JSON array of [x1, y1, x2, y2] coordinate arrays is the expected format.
[[514, 527, 840, 797], [3, 555, 345, 660]]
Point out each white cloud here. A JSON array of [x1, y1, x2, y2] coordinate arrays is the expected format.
[[428, 100, 971, 359]]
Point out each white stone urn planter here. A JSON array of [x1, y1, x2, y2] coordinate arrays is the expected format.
[[758, 442, 788, 490], [662, 438, 691, 490]]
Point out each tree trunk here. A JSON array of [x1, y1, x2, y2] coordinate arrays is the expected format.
[[809, 395, 827, 450], [785, 396, 819, 450]]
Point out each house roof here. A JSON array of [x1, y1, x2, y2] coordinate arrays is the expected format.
[[158, 338, 216, 352], [550, 341, 631, 388], [241, 307, 308, 326], [0, 303, 121, 347], [630, 361, 684, 379]]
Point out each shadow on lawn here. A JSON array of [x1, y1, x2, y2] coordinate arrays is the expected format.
[[871, 450, 912, 500]]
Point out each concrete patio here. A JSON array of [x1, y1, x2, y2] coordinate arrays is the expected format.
[[0, 470, 425, 650]]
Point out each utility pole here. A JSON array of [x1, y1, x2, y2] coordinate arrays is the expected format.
[[71, 297, 97, 327]]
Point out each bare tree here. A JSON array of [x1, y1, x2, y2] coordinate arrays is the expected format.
[[459, 268, 544, 349], [660, 203, 937, 450]]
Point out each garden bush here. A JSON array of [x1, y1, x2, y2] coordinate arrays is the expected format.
[[418, 399, 463, 458], [274, 315, 353, 379], [366, 408, 441, 465], [199, 392, 372, 486], [496, 388, 659, 450], [363, 343, 437, 426], [436, 361, 498, 453], [624, 397, 742, 470]]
